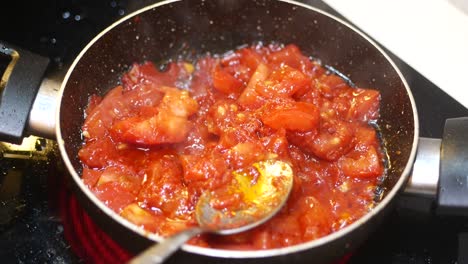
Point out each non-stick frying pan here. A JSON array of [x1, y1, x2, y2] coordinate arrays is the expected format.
[[2, 0, 467, 263]]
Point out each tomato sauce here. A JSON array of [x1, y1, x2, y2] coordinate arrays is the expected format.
[[79, 43, 384, 249]]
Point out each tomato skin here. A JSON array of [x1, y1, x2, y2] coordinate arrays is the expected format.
[[261, 102, 320, 132]]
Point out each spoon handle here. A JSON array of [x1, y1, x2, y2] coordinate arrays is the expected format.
[[128, 227, 204, 264]]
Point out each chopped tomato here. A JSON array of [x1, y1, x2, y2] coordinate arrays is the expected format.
[[78, 137, 117, 168], [212, 65, 243, 94], [353, 124, 379, 148], [84, 95, 102, 117], [180, 149, 229, 190], [255, 65, 311, 98], [267, 44, 312, 72], [238, 63, 270, 108], [121, 61, 191, 91], [339, 146, 383, 178], [79, 43, 384, 250], [347, 88, 380, 122], [316, 74, 349, 97], [308, 120, 355, 161], [296, 196, 332, 240], [120, 203, 163, 233], [261, 102, 319, 132], [82, 167, 102, 188], [93, 182, 137, 213], [138, 155, 195, 219], [238, 48, 264, 71], [111, 87, 199, 145], [82, 86, 124, 139]]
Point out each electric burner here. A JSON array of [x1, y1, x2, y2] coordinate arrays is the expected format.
[[1, 1, 468, 263]]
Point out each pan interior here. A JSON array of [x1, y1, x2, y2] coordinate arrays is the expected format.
[[58, 0, 416, 257]]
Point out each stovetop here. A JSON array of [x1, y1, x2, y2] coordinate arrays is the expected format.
[[1, 1, 468, 263]]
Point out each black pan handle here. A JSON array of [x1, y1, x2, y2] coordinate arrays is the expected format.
[[0, 42, 49, 144], [404, 117, 468, 215], [437, 117, 468, 215]]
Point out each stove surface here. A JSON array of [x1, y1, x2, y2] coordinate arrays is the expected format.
[[1, 1, 468, 263]]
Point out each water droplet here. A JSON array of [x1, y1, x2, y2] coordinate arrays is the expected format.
[[110, 1, 117, 8], [62, 11, 70, 19], [74, 15, 81, 21]]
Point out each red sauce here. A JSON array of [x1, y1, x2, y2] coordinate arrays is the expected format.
[[79, 43, 384, 249]]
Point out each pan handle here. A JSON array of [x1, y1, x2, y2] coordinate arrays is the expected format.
[[404, 137, 441, 197], [0, 42, 49, 144], [404, 117, 468, 215], [27, 70, 64, 139], [437, 117, 468, 215]]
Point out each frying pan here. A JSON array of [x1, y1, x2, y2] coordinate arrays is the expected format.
[[2, 0, 466, 263]]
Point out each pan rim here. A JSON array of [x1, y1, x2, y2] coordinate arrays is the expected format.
[[56, 0, 420, 258]]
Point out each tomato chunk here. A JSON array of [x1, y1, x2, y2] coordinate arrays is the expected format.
[[308, 120, 355, 161], [255, 65, 311, 98], [212, 65, 243, 94], [238, 63, 270, 108], [79, 43, 385, 250], [111, 87, 199, 145], [347, 88, 381, 122], [340, 146, 383, 178], [267, 44, 312, 72], [262, 102, 319, 132]]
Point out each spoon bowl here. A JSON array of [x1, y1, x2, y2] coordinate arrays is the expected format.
[[129, 160, 294, 264]]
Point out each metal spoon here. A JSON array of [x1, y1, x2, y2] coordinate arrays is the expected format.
[[129, 159, 294, 264]]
